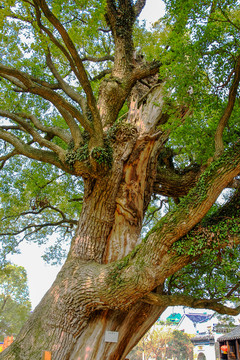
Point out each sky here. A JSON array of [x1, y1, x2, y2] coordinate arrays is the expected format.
[[139, 0, 165, 24]]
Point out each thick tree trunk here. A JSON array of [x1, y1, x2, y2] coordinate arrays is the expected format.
[[2, 110, 235, 354], [68, 302, 165, 360], [0, 125, 166, 359], [0, 259, 166, 360], [1, 88, 240, 359]]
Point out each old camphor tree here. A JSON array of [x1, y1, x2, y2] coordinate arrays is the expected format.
[[0, 0, 240, 359]]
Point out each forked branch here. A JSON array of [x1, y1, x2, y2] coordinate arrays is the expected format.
[[0, 64, 91, 144], [33, 0, 103, 142], [46, 52, 87, 113], [0, 204, 78, 239], [0, 128, 71, 172], [0, 111, 66, 162]]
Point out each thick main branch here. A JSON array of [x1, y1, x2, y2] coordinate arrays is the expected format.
[[142, 293, 240, 316], [214, 55, 240, 156]]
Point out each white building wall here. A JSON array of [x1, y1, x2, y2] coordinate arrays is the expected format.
[[177, 317, 197, 334], [177, 314, 217, 336], [196, 318, 216, 334], [193, 343, 216, 360]]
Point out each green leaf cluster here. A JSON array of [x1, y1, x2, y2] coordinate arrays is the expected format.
[[154, 0, 240, 167]]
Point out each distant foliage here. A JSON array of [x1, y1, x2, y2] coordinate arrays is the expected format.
[[0, 263, 31, 340], [128, 327, 193, 360]]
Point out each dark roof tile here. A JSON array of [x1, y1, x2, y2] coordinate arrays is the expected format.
[[185, 313, 213, 324], [217, 325, 240, 341], [191, 335, 215, 343]]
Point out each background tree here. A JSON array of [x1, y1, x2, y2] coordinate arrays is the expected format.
[[0, 264, 31, 341], [0, 0, 240, 359], [128, 327, 193, 360], [214, 314, 238, 333], [168, 330, 193, 360], [128, 327, 171, 360]]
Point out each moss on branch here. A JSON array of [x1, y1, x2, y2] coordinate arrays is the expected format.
[[65, 137, 113, 169]]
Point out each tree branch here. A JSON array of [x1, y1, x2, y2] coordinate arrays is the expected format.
[[91, 68, 112, 82], [0, 218, 75, 238], [0, 128, 71, 173], [33, 0, 103, 143], [46, 52, 87, 114], [105, 0, 135, 78], [0, 149, 18, 169], [1, 204, 78, 227], [134, 0, 147, 18], [143, 199, 168, 227], [214, 55, 240, 157], [105, 0, 117, 30], [81, 55, 114, 63], [132, 61, 161, 83], [141, 293, 240, 316], [19, 113, 72, 144], [0, 125, 22, 131], [219, 6, 240, 32], [28, 76, 60, 90], [0, 64, 92, 141], [0, 204, 78, 246], [31, 2, 80, 74], [0, 111, 66, 162], [153, 166, 201, 198]]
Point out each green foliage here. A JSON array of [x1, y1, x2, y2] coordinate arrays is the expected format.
[[172, 166, 240, 259], [66, 139, 113, 168], [91, 140, 113, 166], [215, 314, 236, 333], [142, 195, 169, 236], [168, 330, 193, 360], [0, 263, 31, 339], [141, 185, 240, 304], [153, 0, 240, 167], [107, 119, 137, 143], [133, 20, 167, 62], [0, 157, 83, 264], [172, 217, 240, 258], [166, 243, 240, 301], [0, 0, 112, 124], [174, 141, 240, 215]]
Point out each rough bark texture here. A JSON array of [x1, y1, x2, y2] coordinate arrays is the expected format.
[[2, 110, 240, 360]]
